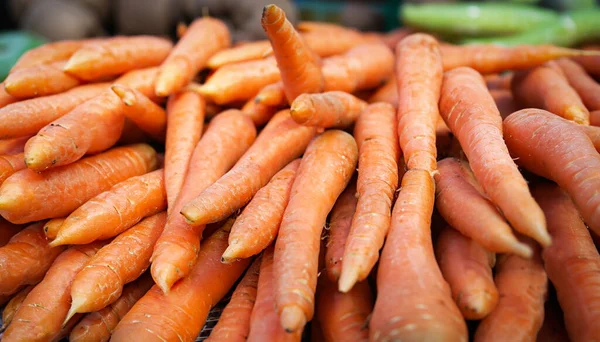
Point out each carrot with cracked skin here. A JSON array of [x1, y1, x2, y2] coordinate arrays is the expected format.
[[290, 91, 367, 128], [1, 285, 34, 330], [151, 111, 256, 293], [0, 153, 25, 184], [241, 96, 280, 126], [274, 130, 358, 333], [4, 61, 81, 99], [474, 239, 547, 342], [255, 82, 286, 106], [504, 108, 600, 237], [0, 137, 29, 156], [338, 102, 399, 292], [207, 40, 272, 69], [532, 183, 600, 342], [0, 218, 22, 247], [435, 226, 498, 320], [111, 85, 167, 141], [111, 225, 251, 342], [512, 64, 589, 125], [0, 83, 18, 109], [181, 110, 317, 226], [262, 4, 324, 103], [325, 182, 358, 282], [2, 241, 106, 342], [370, 169, 467, 341], [368, 76, 397, 108], [43, 218, 64, 240], [222, 159, 301, 263], [0, 144, 157, 224], [556, 58, 600, 112], [440, 67, 550, 247]]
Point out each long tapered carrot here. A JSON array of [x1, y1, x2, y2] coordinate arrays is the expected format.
[[0, 83, 18, 109], [164, 91, 205, 212], [290, 91, 367, 128], [274, 130, 358, 333], [151, 111, 256, 293], [182, 110, 316, 226], [368, 76, 397, 108], [222, 159, 301, 263], [512, 63, 589, 125], [434, 158, 532, 257], [0, 222, 65, 296], [4, 61, 81, 99], [325, 182, 357, 282], [0, 218, 22, 247], [69, 274, 154, 342], [504, 108, 600, 237], [43, 218, 64, 240], [0, 153, 25, 184], [111, 85, 167, 141], [241, 96, 280, 126], [207, 40, 272, 69], [0, 137, 28, 156], [532, 183, 600, 342], [0, 144, 157, 224], [255, 82, 286, 106], [439, 67, 550, 246], [1, 285, 34, 330], [474, 239, 547, 342], [556, 58, 600, 112], [10, 40, 88, 73], [338, 103, 399, 292], [2, 241, 106, 342], [370, 169, 467, 341], [111, 225, 251, 341]]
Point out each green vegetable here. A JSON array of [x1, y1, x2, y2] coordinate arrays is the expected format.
[[0, 31, 47, 82]]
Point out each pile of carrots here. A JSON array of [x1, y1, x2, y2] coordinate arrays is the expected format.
[[0, 4, 599, 342]]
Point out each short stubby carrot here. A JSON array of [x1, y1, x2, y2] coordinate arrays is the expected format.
[[0, 136, 28, 156], [532, 183, 600, 342], [64, 36, 173, 81], [181, 110, 317, 226], [207, 40, 272, 69], [0, 222, 65, 296], [111, 85, 167, 141], [0, 83, 18, 109], [113, 67, 162, 103], [43, 218, 64, 240], [241, 96, 280, 127], [339, 103, 399, 292], [368, 76, 397, 108], [290, 91, 367, 128], [274, 130, 358, 333], [512, 63, 589, 125], [439, 67, 550, 247], [556, 58, 600, 112], [10, 40, 86, 72], [503, 109, 600, 237], [1, 285, 34, 330], [0, 144, 157, 224], [222, 159, 301, 263], [0, 218, 22, 247], [0, 153, 26, 184], [370, 169, 467, 342], [4, 61, 81, 99], [325, 182, 357, 282], [255, 82, 286, 106], [151, 111, 256, 293]]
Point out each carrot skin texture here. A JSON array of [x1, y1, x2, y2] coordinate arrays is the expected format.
[[290, 91, 367, 128], [556, 58, 600, 112], [325, 182, 358, 282], [4, 61, 81, 99], [0, 218, 22, 247], [0, 153, 26, 184], [370, 169, 468, 342], [0, 137, 29, 156], [274, 130, 358, 333], [43, 218, 64, 240], [111, 85, 167, 141], [207, 40, 272, 69], [1, 285, 34, 330], [0, 144, 157, 224]]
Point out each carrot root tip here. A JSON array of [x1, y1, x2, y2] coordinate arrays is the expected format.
[[151, 264, 179, 294], [280, 305, 307, 333], [63, 301, 82, 327], [221, 245, 240, 264], [338, 267, 359, 293]]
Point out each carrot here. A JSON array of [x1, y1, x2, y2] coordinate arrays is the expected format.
[[0, 83, 18, 109], [181, 110, 317, 226], [0, 144, 157, 224], [164, 91, 205, 212], [301, 29, 379, 58], [241, 96, 280, 127], [532, 183, 600, 342], [0, 218, 22, 247], [435, 158, 532, 257], [111, 85, 167, 141], [325, 182, 358, 282], [206, 258, 261, 342], [43, 218, 65, 240], [297, 21, 350, 33], [2, 241, 106, 342], [440, 67, 550, 246], [151, 111, 256, 293], [113, 67, 162, 103], [222, 159, 301, 263], [370, 169, 467, 341], [572, 48, 600, 77], [368, 76, 397, 108], [207, 40, 272, 69], [504, 108, 600, 237], [274, 130, 358, 333], [0, 82, 108, 139], [581, 124, 600, 153], [253, 82, 284, 106], [556, 58, 600, 112], [4, 61, 81, 99], [474, 239, 547, 342], [485, 73, 513, 90], [1, 285, 34, 330], [10, 40, 88, 73], [512, 64, 589, 125], [338, 102, 399, 291], [0, 222, 65, 296], [111, 225, 251, 342], [0, 137, 29, 156], [490, 89, 521, 119], [262, 4, 324, 103], [155, 18, 230, 96], [54, 313, 83, 342], [290, 91, 367, 128], [64, 36, 173, 81], [592, 110, 600, 126], [0, 153, 25, 184]]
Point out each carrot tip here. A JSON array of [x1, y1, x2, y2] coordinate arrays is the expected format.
[[289, 101, 313, 125], [111, 85, 136, 106], [460, 290, 497, 320], [338, 267, 359, 293], [511, 241, 534, 258], [261, 4, 283, 26], [63, 301, 82, 327], [280, 305, 307, 333], [48, 237, 65, 248], [179, 206, 205, 226], [221, 245, 241, 263], [151, 264, 179, 294]]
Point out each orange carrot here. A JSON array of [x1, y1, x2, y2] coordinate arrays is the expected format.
[[512, 64, 589, 125], [222, 159, 301, 263], [532, 183, 600, 342], [474, 239, 547, 342], [255, 82, 286, 106], [207, 40, 272, 69], [0, 218, 22, 247], [4, 61, 81, 99], [297, 21, 350, 33], [368, 76, 397, 108], [434, 158, 532, 257], [181, 110, 317, 226], [485, 73, 513, 90], [339, 103, 399, 292], [111, 85, 167, 141], [0, 222, 65, 296], [290, 91, 367, 128], [490, 89, 521, 119], [0, 137, 29, 156], [111, 225, 251, 342], [1, 285, 34, 330], [151, 111, 256, 293], [274, 130, 358, 333], [572, 47, 600, 77], [325, 182, 358, 282], [591, 110, 600, 126], [43, 218, 64, 240], [301, 29, 378, 58], [581, 124, 600, 153], [64, 36, 173, 81], [0, 153, 25, 184], [0, 144, 157, 224], [262, 4, 324, 103], [10, 40, 87, 73], [440, 67, 550, 246], [556, 58, 600, 112], [113, 67, 162, 103], [0, 83, 18, 109], [241, 96, 280, 126], [503, 108, 600, 237], [155, 18, 230, 96], [164, 91, 205, 212], [2, 241, 106, 342], [370, 169, 467, 341], [69, 274, 154, 342]]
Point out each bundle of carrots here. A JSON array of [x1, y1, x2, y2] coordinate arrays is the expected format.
[[0, 4, 600, 342]]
